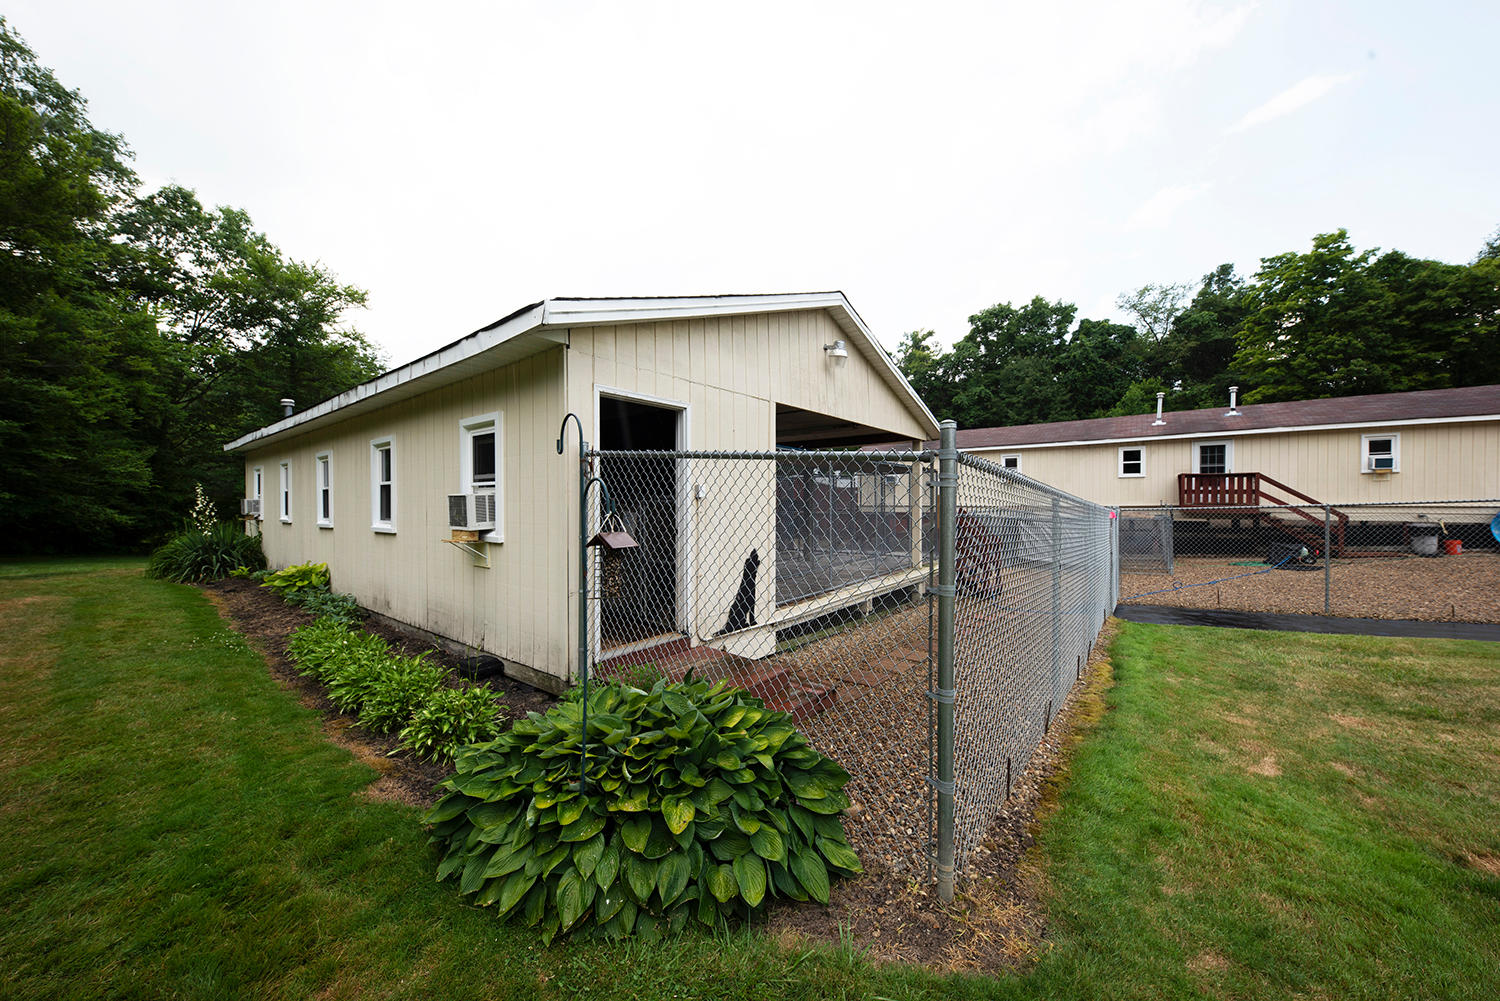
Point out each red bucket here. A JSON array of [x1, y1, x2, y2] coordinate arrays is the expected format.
[[1444, 539, 1463, 556]]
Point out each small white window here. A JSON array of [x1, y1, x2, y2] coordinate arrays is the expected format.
[[371, 436, 396, 532], [252, 466, 264, 519], [278, 462, 292, 523], [1000, 454, 1021, 471], [1362, 434, 1399, 473], [459, 412, 503, 541], [1193, 440, 1233, 475], [315, 452, 333, 527], [1118, 446, 1145, 478]]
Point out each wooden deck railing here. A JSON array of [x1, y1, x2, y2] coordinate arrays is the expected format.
[[1177, 472, 1350, 553]]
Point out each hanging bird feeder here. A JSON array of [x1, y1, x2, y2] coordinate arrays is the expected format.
[[588, 511, 638, 598]]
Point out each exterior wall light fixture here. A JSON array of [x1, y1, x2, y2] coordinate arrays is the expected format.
[[824, 339, 849, 364]]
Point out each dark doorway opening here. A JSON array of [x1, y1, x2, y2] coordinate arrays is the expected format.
[[598, 397, 680, 651]]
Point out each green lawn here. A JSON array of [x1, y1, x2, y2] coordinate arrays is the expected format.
[[1, 560, 1496, 1000]]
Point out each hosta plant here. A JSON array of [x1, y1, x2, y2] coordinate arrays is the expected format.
[[397, 685, 507, 763], [260, 562, 330, 600], [286, 619, 445, 733], [424, 676, 862, 942]]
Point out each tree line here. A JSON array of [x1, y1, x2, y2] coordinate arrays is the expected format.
[[896, 229, 1500, 431], [1, 21, 384, 552]]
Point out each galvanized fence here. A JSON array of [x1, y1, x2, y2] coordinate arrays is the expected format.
[[1118, 500, 1500, 623], [583, 423, 1118, 894]]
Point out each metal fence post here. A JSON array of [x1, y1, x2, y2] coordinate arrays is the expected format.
[[934, 420, 958, 903], [1323, 504, 1332, 615]]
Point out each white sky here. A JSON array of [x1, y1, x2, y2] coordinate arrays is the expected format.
[[13, 0, 1500, 366]]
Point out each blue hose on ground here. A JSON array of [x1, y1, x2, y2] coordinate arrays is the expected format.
[[1121, 552, 1298, 602]]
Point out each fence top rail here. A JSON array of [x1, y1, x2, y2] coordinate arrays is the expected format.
[[954, 450, 1115, 511], [586, 448, 936, 462], [1121, 498, 1500, 512]]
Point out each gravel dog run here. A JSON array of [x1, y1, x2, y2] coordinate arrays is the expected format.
[[1121, 551, 1500, 624]]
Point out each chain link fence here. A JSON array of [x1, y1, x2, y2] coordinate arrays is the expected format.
[[1119, 501, 1500, 623], [948, 453, 1118, 871], [587, 449, 940, 879], [584, 442, 1119, 888]]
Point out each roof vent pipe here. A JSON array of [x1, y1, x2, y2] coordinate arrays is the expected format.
[[1226, 386, 1241, 416], [280, 398, 295, 418], [1152, 391, 1166, 426]]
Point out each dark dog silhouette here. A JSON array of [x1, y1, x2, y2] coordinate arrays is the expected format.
[[717, 549, 760, 635]]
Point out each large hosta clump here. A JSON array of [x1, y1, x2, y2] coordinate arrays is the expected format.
[[424, 676, 861, 941]]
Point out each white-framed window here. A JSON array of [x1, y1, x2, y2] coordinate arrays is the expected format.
[[371, 436, 395, 533], [278, 462, 292, 523], [1000, 454, 1021, 471], [1118, 446, 1145, 478], [252, 466, 264, 519], [1193, 440, 1233, 475], [459, 412, 503, 541], [1362, 433, 1400, 473], [315, 451, 333, 527]]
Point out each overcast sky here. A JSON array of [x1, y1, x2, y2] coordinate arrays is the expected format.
[[12, 1, 1499, 366]]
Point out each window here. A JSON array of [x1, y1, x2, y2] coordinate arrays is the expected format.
[[315, 452, 333, 527], [1000, 454, 1021, 471], [459, 413, 503, 540], [1362, 434, 1399, 473], [252, 466, 264, 519], [371, 437, 395, 532], [1193, 440, 1233, 475], [1118, 446, 1145, 477], [278, 462, 292, 523]]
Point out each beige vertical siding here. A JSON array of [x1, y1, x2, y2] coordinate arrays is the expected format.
[[239, 307, 932, 687], [969, 420, 1500, 508], [244, 347, 571, 682], [563, 308, 927, 659]]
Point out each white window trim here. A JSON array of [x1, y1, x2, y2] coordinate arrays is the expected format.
[[252, 466, 264, 521], [1118, 446, 1146, 478], [1192, 440, 1234, 474], [459, 411, 503, 543], [1361, 433, 1400, 473], [315, 451, 333, 528], [999, 453, 1021, 471], [370, 435, 396, 533], [278, 462, 292, 523]]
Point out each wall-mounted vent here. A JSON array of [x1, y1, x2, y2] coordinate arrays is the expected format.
[[448, 491, 496, 531]]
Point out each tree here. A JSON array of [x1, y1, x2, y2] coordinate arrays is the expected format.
[[0, 20, 384, 551], [0, 19, 167, 547], [1234, 230, 1499, 403]]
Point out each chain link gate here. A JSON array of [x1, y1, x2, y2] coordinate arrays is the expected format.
[[580, 426, 1119, 893]]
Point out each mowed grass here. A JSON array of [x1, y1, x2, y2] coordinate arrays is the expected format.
[[1, 560, 1497, 999]]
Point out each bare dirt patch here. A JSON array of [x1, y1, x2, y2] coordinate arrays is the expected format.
[[201, 579, 555, 808], [1122, 552, 1500, 623], [765, 620, 1120, 975], [1188, 949, 1231, 974], [1246, 754, 1282, 777], [1464, 852, 1500, 879]]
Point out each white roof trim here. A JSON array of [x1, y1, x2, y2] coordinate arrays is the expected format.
[[226, 293, 938, 453], [960, 412, 1500, 453]]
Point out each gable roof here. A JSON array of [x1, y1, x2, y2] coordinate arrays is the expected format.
[[939, 384, 1500, 451], [225, 293, 939, 452]]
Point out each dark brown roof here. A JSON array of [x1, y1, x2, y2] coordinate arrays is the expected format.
[[918, 385, 1500, 450]]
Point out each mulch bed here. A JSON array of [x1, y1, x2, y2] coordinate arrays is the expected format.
[[200, 578, 555, 807], [202, 577, 1115, 975]]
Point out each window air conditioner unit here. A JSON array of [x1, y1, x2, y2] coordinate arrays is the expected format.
[[448, 491, 496, 531], [240, 498, 262, 517]]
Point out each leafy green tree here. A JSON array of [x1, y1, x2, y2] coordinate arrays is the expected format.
[[0, 19, 167, 547]]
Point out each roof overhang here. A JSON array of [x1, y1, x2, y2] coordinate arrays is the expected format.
[[225, 292, 938, 453]]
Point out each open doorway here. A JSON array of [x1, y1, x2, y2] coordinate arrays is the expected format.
[[598, 396, 681, 651]]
